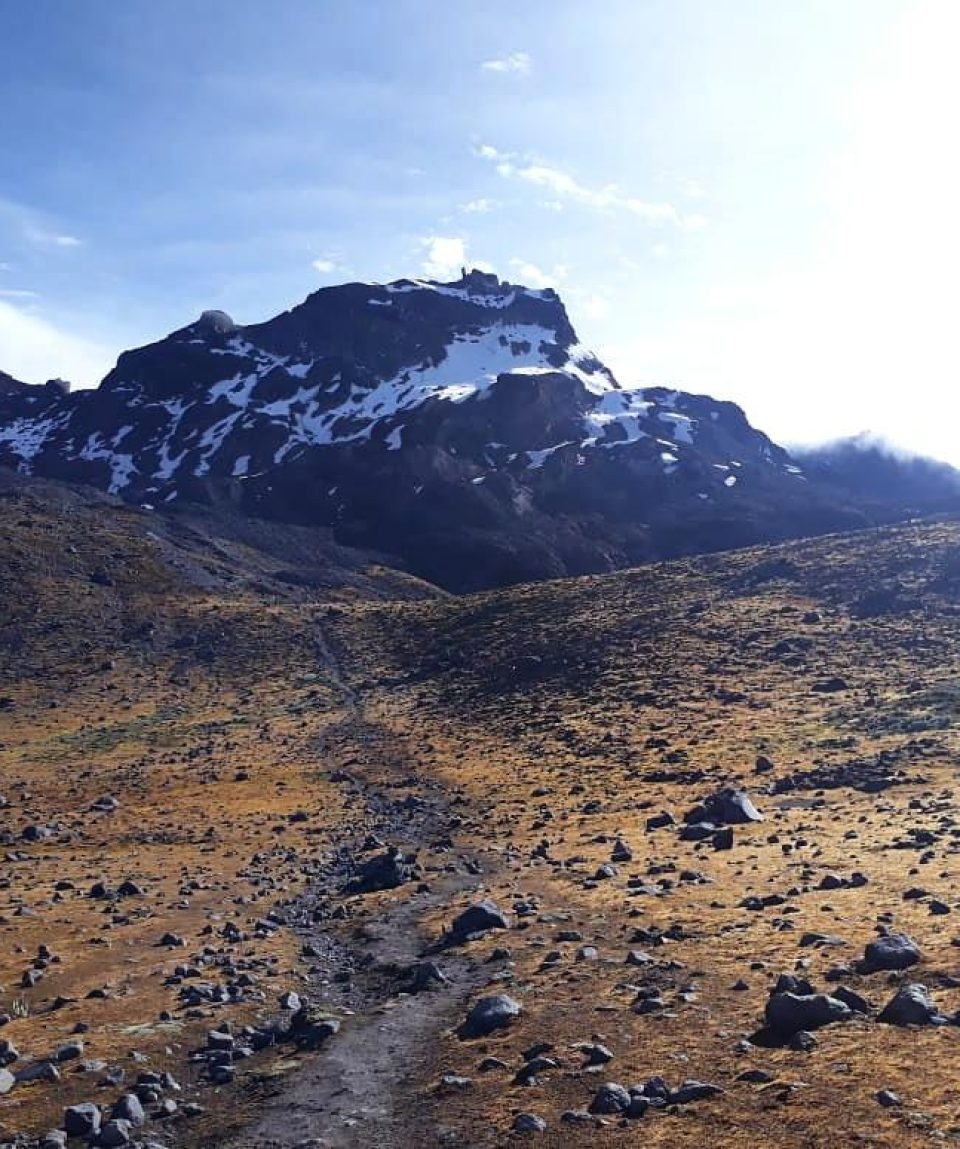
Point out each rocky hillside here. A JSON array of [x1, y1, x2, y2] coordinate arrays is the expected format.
[[0, 471, 438, 683], [0, 270, 877, 590], [6, 511, 960, 1147], [0, 369, 27, 395], [795, 434, 960, 512]]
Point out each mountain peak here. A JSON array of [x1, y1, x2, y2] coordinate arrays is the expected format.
[[0, 268, 881, 590]]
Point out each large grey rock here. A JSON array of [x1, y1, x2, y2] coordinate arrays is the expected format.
[[344, 846, 420, 894], [15, 1060, 60, 1083], [859, 933, 921, 973], [460, 994, 521, 1038], [686, 788, 763, 826], [197, 310, 237, 335], [288, 1008, 341, 1049], [765, 992, 852, 1034], [588, 1081, 632, 1114], [99, 1119, 133, 1147], [670, 1080, 724, 1104], [111, 1093, 146, 1125], [450, 899, 510, 938], [878, 983, 946, 1026], [833, 985, 872, 1014], [63, 1103, 101, 1138]]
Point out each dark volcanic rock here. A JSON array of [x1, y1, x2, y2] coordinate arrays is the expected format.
[[859, 933, 921, 973], [450, 899, 510, 939], [459, 994, 522, 1038], [343, 846, 421, 894], [765, 992, 852, 1034], [686, 788, 764, 825], [588, 1082, 632, 1114], [877, 983, 946, 1027], [0, 271, 875, 592]]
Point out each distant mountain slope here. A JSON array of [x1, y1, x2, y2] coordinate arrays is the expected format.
[[795, 434, 960, 512], [0, 470, 439, 680], [0, 368, 28, 395], [0, 271, 899, 589]]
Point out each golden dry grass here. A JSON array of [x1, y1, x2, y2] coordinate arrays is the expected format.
[[5, 489, 960, 1147]]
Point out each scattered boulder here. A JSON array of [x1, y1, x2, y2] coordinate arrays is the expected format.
[[63, 1103, 101, 1139], [406, 961, 449, 993], [450, 899, 510, 939], [765, 992, 852, 1034], [512, 1112, 547, 1133], [588, 1082, 632, 1114], [459, 994, 521, 1038], [611, 838, 633, 862], [670, 1080, 724, 1104], [877, 983, 947, 1027], [344, 846, 421, 894], [686, 788, 763, 826], [833, 986, 872, 1014], [859, 933, 921, 973], [99, 1119, 133, 1147], [288, 1006, 341, 1049], [646, 811, 675, 831], [713, 827, 734, 850], [111, 1093, 145, 1125]]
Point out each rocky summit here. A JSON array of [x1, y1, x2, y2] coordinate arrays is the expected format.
[[0, 268, 902, 591]]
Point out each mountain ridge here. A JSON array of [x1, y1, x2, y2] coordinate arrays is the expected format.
[[0, 269, 942, 589]]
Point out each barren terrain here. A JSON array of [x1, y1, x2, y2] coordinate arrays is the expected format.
[[4, 477, 960, 1147]]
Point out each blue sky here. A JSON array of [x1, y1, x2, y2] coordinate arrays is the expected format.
[[2, 0, 958, 459]]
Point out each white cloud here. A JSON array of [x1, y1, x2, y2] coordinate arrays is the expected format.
[[508, 259, 567, 290], [418, 235, 468, 279], [476, 144, 701, 229], [22, 223, 82, 248], [0, 300, 114, 387], [480, 51, 532, 75], [677, 177, 708, 200], [0, 289, 40, 299], [576, 294, 610, 321], [459, 198, 497, 214], [0, 198, 84, 249], [311, 257, 338, 274]]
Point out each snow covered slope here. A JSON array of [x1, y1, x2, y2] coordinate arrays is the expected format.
[[0, 270, 871, 589]]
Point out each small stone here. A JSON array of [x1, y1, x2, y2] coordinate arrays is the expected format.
[[512, 1112, 547, 1133]]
